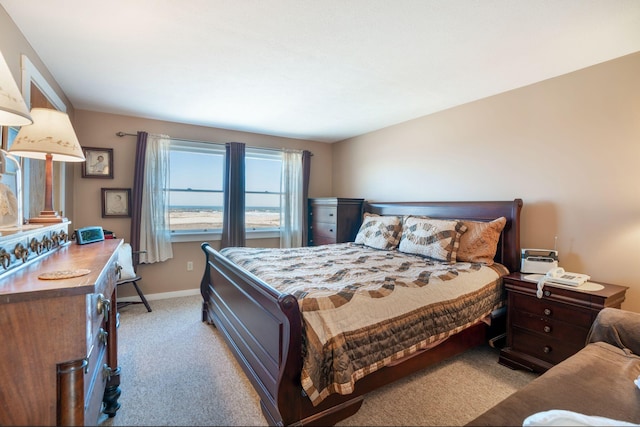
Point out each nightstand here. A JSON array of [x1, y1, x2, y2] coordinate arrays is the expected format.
[[499, 272, 628, 373], [308, 198, 364, 246]]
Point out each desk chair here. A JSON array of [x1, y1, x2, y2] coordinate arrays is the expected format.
[[116, 243, 152, 312]]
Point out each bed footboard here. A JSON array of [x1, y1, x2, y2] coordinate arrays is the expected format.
[[200, 242, 306, 425]]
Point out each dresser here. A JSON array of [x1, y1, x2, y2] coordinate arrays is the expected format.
[[0, 237, 123, 426], [499, 272, 628, 373], [308, 197, 364, 246]]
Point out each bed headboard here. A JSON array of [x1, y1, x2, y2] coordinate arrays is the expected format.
[[363, 199, 523, 273]]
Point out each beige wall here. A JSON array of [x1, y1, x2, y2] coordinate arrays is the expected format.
[[71, 110, 332, 299], [333, 52, 640, 312]]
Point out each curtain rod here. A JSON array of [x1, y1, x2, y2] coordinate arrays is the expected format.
[[115, 131, 313, 156]]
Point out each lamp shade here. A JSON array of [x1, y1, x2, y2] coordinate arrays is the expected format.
[[9, 108, 85, 162], [0, 51, 32, 126]]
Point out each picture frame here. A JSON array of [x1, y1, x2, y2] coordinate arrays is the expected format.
[[82, 147, 113, 178], [101, 188, 131, 218]]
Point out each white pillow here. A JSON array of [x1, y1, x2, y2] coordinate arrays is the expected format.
[[354, 213, 402, 250], [117, 243, 137, 280]]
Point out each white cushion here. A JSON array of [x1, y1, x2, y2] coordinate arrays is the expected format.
[[117, 243, 137, 280]]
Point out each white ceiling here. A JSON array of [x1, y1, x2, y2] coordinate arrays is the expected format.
[[2, 1, 640, 143]]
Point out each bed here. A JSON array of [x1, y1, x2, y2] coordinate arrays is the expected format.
[[200, 199, 523, 426]]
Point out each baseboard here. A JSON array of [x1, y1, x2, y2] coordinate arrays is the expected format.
[[118, 288, 200, 303]]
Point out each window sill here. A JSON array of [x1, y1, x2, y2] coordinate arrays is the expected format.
[[170, 229, 280, 243]]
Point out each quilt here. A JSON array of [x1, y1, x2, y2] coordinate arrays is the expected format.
[[220, 242, 508, 406]]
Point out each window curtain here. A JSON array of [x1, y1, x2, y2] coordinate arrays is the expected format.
[[301, 150, 311, 246], [130, 132, 173, 264], [130, 132, 147, 266], [221, 142, 246, 248], [281, 149, 311, 248]]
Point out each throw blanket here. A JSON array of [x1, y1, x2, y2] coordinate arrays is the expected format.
[[221, 243, 507, 406], [523, 410, 640, 426]]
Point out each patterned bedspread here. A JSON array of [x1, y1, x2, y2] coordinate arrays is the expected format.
[[220, 243, 508, 406]]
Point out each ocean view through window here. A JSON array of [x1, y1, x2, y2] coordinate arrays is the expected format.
[[169, 140, 282, 233]]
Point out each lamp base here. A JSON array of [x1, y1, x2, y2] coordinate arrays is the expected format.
[[28, 210, 67, 224]]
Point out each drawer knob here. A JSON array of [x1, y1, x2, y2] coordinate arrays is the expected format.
[[97, 293, 111, 320], [544, 290, 551, 297], [99, 327, 109, 345], [42, 236, 52, 251], [14, 243, 29, 263], [30, 238, 42, 255], [543, 308, 552, 316], [329, 228, 334, 232], [102, 364, 121, 380], [543, 325, 552, 333], [543, 345, 552, 353], [0, 249, 10, 270], [329, 213, 334, 217]]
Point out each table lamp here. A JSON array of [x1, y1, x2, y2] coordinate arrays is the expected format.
[[9, 108, 85, 223], [0, 50, 32, 232], [0, 50, 32, 126]]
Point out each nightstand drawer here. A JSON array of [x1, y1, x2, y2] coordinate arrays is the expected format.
[[511, 327, 580, 365], [511, 309, 588, 346], [511, 293, 592, 325]]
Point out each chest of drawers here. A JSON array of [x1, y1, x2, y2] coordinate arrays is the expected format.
[[499, 272, 627, 373], [0, 239, 123, 425], [308, 198, 364, 246]]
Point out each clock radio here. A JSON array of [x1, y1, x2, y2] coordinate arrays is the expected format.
[[76, 226, 105, 245], [520, 248, 558, 274]]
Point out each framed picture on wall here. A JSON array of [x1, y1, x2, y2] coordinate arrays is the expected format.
[[82, 147, 113, 178], [101, 188, 131, 218]]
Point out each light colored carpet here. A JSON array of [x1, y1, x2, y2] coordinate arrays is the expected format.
[[101, 295, 536, 426]]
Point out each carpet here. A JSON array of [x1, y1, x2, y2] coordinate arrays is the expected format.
[[101, 295, 536, 426]]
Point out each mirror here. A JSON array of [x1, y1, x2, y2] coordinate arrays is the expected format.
[[19, 54, 68, 222]]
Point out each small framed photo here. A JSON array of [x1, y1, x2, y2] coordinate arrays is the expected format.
[[101, 188, 131, 218], [82, 147, 113, 178]]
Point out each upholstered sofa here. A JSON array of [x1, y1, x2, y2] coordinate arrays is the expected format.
[[467, 307, 640, 426]]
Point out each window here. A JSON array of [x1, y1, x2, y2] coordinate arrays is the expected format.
[[168, 140, 224, 233], [168, 140, 283, 239], [246, 148, 282, 231]]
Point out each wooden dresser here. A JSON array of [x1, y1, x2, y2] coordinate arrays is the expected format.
[[499, 272, 628, 373], [0, 238, 123, 426], [308, 197, 364, 246]]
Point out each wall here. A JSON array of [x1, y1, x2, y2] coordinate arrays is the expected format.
[[72, 110, 333, 299], [333, 52, 640, 312]]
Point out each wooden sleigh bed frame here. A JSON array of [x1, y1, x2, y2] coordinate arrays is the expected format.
[[200, 199, 523, 426]]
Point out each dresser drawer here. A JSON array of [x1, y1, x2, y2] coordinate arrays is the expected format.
[[312, 234, 337, 246], [312, 206, 337, 224], [87, 259, 118, 350], [511, 327, 580, 365], [510, 292, 592, 326], [313, 221, 338, 239], [84, 329, 109, 425]]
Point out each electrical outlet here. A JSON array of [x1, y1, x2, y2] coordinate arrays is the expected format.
[[187, 261, 193, 271]]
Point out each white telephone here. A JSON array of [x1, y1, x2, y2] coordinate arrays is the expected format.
[[536, 267, 590, 298]]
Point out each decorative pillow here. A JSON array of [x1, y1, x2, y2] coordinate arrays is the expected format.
[[354, 213, 403, 250], [456, 217, 507, 265], [398, 217, 467, 263], [117, 243, 137, 280]]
